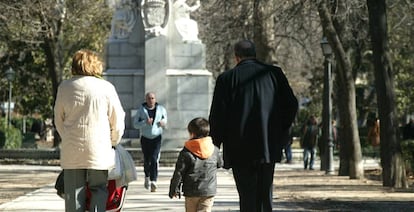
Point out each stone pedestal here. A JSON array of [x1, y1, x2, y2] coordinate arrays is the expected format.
[[163, 69, 213, 148], [105, 1, 213, 149], [104, 8, 145, 141], [144, 37, 213, 149]]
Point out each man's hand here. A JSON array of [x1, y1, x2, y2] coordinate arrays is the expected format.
[[147, 118, 154, 125], [157, 120, 165, 128]]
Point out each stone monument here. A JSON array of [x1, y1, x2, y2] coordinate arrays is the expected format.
[[105, 0, 213, 149]]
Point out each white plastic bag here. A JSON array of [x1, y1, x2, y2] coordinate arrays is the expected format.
[[116, 144, 138, 186], [108, 145, 137, 186], [108, 148, 122, 180]]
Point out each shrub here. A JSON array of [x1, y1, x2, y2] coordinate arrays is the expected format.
[[401, 139, 414, 173], [0, 118, 23, 149]]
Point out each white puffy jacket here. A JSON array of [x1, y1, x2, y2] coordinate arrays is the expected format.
[[54, 76, 125, 170]]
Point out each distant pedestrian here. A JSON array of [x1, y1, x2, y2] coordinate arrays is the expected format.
[[367, 117, 380, 147], [54, 49, 125, 212], [209, 40, 298, 212], [301, 116, 319, 170], [284, 127, 293, 164], [169, 117, 223, 212], [30, 118, 45, 140], [133, 92, 167, 192], [403, 119, 414, 140]]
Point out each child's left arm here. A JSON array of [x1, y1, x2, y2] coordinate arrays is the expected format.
[[168, 150, 187, 198]]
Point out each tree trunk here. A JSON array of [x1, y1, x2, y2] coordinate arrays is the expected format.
[[43, 40, 59, 102], [367, 0, 407, 188], [317, 0, 364, 179], [39, 2, 65, 148], [253, 0, 273, 63], [337, 73, 351, 176], [42, 39, 61, 148]]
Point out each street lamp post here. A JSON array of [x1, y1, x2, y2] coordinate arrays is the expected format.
[[320, 37, 334, 175], [5, 67, 15, 129]]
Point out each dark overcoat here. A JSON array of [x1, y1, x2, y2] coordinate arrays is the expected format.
[[209, 59, 298, 168]]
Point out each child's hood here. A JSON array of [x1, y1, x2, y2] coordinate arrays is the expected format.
[[184, 136, 215, 159]]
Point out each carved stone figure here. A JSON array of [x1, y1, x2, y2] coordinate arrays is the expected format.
[[110, 0, 138, 39], [173, 0, 200, 43], [141, 0, 170, 37]]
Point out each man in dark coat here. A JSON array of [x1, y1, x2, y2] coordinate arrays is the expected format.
[[209, 40, 298, 212]]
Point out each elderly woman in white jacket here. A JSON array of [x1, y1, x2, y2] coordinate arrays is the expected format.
[[54, 49, 125, 212]]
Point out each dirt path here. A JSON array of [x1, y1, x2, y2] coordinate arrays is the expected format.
[[274, 169, 414, 211], [0, 163, 60, 205], [0, 162, 413, 211]]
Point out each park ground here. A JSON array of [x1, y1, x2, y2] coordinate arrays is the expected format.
[[0, 157, 413, 211], [1, 140, 414, 211]]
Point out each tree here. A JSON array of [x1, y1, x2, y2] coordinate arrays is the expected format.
[[388, 1, 414, 121], [0, 0, 111, 119], [252, 0, 274, 62], [196, 0, 323, 99], [367, 0, 407, 188], [317, 0, 364, 179]]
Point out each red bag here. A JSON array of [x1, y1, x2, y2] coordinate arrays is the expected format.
[[86, 180, 127, 212]]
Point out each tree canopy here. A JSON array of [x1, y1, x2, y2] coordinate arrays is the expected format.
[[0, 0, 112, 117]]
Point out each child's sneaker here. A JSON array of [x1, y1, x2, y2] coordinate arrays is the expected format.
[[150, 181, 157, 192]]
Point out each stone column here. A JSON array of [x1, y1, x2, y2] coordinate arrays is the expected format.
[[105, 0, 213, 149], [105, 0, 145, 140]]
